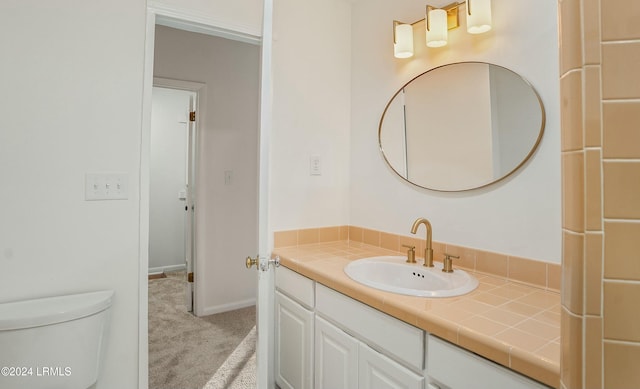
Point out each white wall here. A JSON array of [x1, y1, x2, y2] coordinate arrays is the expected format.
[[149, 87, 191, 271], [350, 0, 561, 262], [0, 1, 146, 388], [270, 0, 353, 231], [153, 26, 260, 315]]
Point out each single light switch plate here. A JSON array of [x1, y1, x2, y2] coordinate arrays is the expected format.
[[310, 156, 321, 176], [85, 173, 129, 200]]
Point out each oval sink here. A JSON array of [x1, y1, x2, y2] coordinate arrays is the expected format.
[[344, 256, 478, 297]]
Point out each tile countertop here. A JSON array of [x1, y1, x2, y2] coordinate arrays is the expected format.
[[273, 241, 560, 389]]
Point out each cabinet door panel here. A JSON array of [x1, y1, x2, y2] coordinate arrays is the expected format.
[[315, 316, 358, 389], [275, 291, 314, 389], [359, 343, 424, 389]]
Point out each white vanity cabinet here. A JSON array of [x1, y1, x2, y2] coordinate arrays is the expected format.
[[275, 292, 314, 389], [314, 312, 424, 389], [314, 315, 358, 389], [275, 266, 550, 389], [359, 342, 424, 389], [275, 267, 424, 389], [427, 335, 549, 389], [275, 267, 315, 389], [315, 284, 424, 389]]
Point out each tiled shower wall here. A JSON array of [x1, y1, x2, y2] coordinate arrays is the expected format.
[[559, 0, 640, 388]]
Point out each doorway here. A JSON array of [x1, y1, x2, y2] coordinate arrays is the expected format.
[[142, 13, 262, 389], [149, 85, 197, 311]]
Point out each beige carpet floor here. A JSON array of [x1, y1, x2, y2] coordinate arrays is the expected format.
[[148, 272, 256, 389], [203, 326, 256, 388]]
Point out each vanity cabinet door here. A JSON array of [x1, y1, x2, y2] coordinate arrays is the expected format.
[[314, 316, 359, 389], [359, 343, 424, 389], [275, 291, 314, 389]]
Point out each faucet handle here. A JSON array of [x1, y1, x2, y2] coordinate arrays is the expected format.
[[401, 244, 416, 264], [442, 253, 460, 273]]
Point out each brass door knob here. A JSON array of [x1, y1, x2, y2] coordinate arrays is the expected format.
[[246, 255, 258, 269]]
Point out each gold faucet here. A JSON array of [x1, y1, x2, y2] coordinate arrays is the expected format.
[[411, 218, 434, 267]]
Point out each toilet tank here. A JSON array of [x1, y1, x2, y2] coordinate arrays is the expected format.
[[0, 290, 113, 389]]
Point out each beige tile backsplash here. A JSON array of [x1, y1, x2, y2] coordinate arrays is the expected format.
[[274, 226, 560, 291]]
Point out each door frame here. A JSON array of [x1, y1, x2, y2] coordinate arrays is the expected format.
[[139, 6, 270, 389]]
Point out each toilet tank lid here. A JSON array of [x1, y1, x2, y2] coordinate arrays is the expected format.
[[0, 290, 114, 331]]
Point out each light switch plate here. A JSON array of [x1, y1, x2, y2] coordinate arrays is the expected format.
[[310, 156, 321, 176], [85, 173, 129, 200]]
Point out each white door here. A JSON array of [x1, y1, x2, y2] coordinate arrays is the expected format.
[[254, 0, 275, 387], [149, 87, 194, 279]]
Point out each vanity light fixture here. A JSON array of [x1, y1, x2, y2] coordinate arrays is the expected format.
[[393, 0, 492, 58], [393, 21, 415, 58]]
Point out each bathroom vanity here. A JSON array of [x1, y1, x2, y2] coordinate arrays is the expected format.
[[273, 241, 559, 389]]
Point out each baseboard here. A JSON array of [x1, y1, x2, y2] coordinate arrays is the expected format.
[[199, 298, 256, 316], [148, 264, 186, 275]]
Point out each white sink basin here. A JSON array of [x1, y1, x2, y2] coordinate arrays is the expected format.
[[344, 256, 478, 297]]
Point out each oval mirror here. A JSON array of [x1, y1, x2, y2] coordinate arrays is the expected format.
[[379, 62, 545, 192]]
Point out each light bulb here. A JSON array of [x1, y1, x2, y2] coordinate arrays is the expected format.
[[394, 23, 414, 58], [466, 0, 492, 34], [426, 8, 448, 48]]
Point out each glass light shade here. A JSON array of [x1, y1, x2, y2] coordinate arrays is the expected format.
[[466, 0, 492, 34], [426, 9, 447, 48], [394, 24, 414, 58]]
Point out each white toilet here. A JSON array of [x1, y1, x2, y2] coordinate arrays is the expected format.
[[0, 290, 113, 389]]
